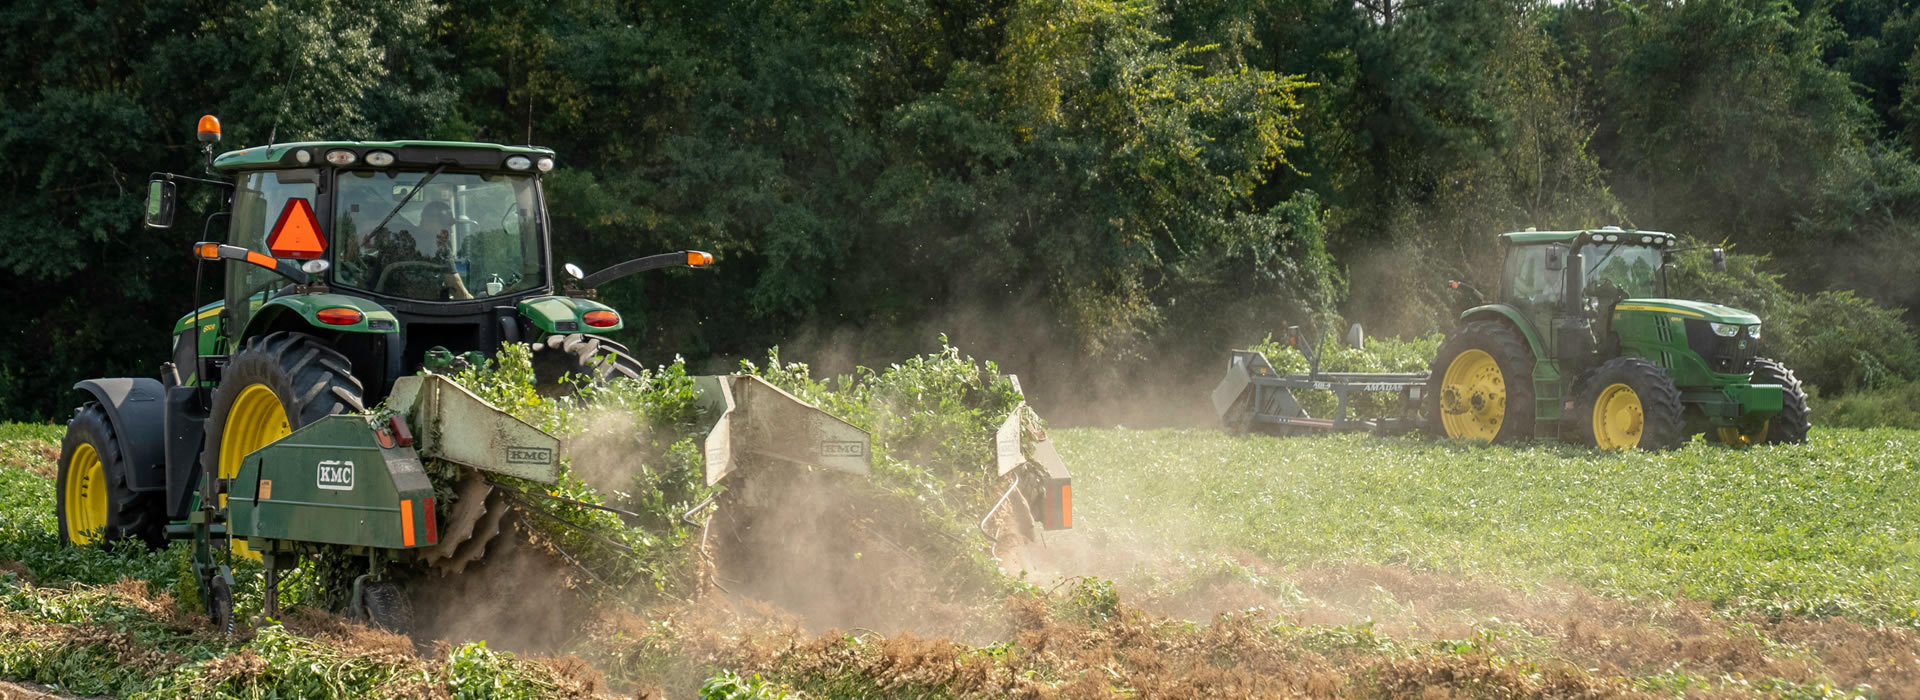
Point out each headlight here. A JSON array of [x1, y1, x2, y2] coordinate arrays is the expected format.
[[1709, 322, 1741, 337], [325, 150, 357, 166], [505, 155, 532, 170], [536, 157, 554, 172], [364, 150, 395, 167], [1748, 324, 1760, 340]]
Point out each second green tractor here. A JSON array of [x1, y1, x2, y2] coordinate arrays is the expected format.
[[1214, 226, 1809, 450]]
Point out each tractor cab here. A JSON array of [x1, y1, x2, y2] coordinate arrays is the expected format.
[[147, 123, 711, 403]]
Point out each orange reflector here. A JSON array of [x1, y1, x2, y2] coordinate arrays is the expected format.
[[197, 115, 221, 143], [267, 199, 326, 259], [686, 250, 714, 267], [243, 251, 279, 270], [401, 499, 416, 547], [195, 243, 221, 260], [1057, 484, 1072, 529], [583, 310, 619, 328], [316, 307, 363, 326]]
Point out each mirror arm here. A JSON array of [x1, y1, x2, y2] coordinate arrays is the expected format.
[[151, 171, 233, 190], [573, 251, 711, 292]]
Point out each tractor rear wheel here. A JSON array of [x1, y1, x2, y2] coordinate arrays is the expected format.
[[202, 332, 365, 559], [56, 404, 165, 548], [1577, 356, 1685, 450], [1712, 358, 1810, 446], [530, 333, 642, 396], [1426, 320, 1536, 443]]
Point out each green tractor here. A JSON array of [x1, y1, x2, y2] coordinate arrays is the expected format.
[[54, 116, 1072, 632], [1211, 226, 1808, 450], [1428, 227, 1808, 449]]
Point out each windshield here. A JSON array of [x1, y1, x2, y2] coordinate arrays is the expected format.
[[1583, 243, 1662, 298], [332, 171, 545, 301]]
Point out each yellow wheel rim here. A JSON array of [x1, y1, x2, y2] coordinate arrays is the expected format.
[[63, 443, 108, 545], [1438, 349, 1506, 441], [218, 384, 288, 561], [1592, 383, 1644, 451], [1716, 421, 1770, 448]]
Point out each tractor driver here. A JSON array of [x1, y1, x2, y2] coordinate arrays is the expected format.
[[335, 188, 476, 300]]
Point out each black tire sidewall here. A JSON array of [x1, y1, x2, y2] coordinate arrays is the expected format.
[[57, 404, 164, 548], [202, 332, 363, 501], [530, 333, 642, 396], [1750, 357, 1810, 444]]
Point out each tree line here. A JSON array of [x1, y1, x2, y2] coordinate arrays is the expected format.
[[3, 0, 1917, 421]]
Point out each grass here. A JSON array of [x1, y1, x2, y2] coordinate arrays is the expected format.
[[1056, 427, 1920, 628]]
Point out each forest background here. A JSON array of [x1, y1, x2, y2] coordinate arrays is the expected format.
[[5, 0, 1920, 423]]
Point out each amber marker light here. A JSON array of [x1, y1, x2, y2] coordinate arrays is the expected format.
[[686, 250, 714, 267], [197, 115, 221, 143]]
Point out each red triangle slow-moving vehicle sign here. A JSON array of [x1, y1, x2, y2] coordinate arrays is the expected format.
[[267, 198, 325, 259]]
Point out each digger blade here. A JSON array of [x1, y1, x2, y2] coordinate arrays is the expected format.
[[423, 471, 495, 568], [694, 375, 871, 486], [439, 489, 511, 576]]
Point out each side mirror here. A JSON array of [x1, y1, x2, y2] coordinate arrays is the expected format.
[[1545, 246, 1566, 271], [1711, 247, 1727, 272], [146, 179, 177, 229]]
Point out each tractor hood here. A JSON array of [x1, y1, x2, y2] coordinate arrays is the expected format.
[[1614, 298, 1760, 324]]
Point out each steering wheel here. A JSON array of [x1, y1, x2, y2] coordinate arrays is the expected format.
[[375, 261, 453, 295]]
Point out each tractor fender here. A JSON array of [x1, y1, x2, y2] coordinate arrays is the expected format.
[[1456, 304, 1548, 362], [72, 379, 169, 493], [518, 295, 622, 334], [241, 294, 400, 340]]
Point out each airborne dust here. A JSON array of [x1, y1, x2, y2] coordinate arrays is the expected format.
[[363, 323, 1920, 697]]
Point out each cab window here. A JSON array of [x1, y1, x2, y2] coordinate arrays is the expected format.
[[226, 169, 319, 332]]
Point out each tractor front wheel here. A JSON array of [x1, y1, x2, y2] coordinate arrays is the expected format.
[[1426, 320, 1536, 443], [1577, 357, 1685, 451], [56, 404, 165, 548], [1712, 358, 1810, 446], [201, 332, 365, 559]]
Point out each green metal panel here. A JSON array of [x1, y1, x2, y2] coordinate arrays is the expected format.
[[214, 141, 554, 170], [228, 415, 436, 550], [385, 374, 562, 483], [241, 293, 400, 339], [1611, 298, 1758, 325], [518, 295, 623, 333]]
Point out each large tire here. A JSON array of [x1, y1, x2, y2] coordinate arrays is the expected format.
[[529, 333, 642, 396], [1712, 357, 1810, 446], [1426, 320, 1536, 444], [56, 404, 166, 548], [202, 332, 364, 559], [1577, 356, 1686, 451]]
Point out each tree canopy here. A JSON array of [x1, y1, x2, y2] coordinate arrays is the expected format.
[[2, 0, 1915, 420]]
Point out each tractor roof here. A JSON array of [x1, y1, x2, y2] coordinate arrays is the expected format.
[[212, 140, 554, 171], [1500, 227, 1674, 246]]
